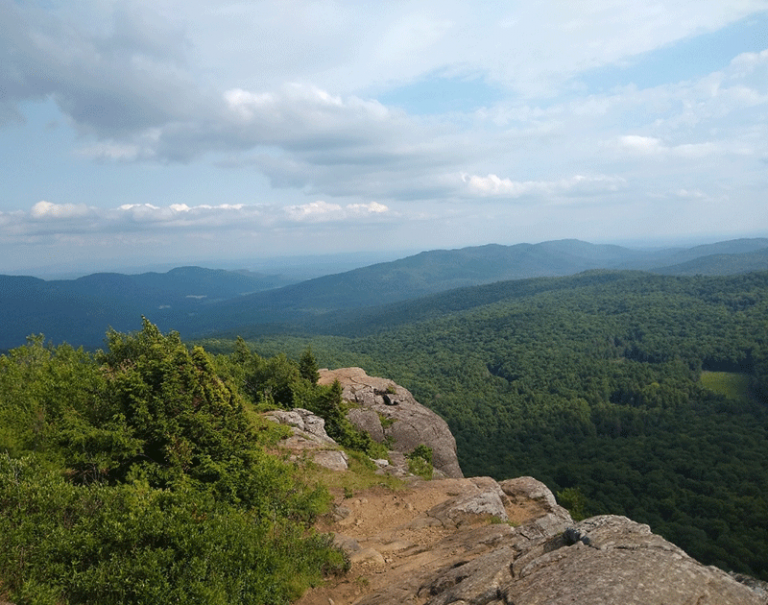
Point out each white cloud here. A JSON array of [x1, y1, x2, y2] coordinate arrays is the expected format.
[[224, 89, 276, 120], [30, 201, 91, 219], [675, 188, 708, 199], [119, 203, 160, 211], [562, 174, 627, 195], [727, 47, 768, 77], [285, 200, 391, 222], [79, 142, 147, 161], [462, 173, 540, 197], [461, 173, 626, 198], [220, 83, 392, 142], [616, 135, 718, 158], [285, 201, 344, 221], [618, 135, 663, 154], [0, 200, 394, 242], [348, 202, 389, 214]]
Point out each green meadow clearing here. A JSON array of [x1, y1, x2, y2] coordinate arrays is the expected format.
[[700, 371, 752, 402]]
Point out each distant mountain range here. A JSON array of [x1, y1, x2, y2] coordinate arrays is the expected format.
[[652, 247, 768, 276], [2, 238, 767, 349], [0, 267, 290, 349]]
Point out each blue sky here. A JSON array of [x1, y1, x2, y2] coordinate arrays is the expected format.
[[1, 1, 767, 275]]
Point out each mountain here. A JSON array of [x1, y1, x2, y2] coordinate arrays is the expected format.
[[174, 238, 768, 337], [0, 267, 289, 349], [649, 237, 768, 265], [653, 247, 768, 276], [2, 238, 767, 349]]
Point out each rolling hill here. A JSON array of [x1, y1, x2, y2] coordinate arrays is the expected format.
[[172, 237, 768, 337], [1, 238, 767, 349]]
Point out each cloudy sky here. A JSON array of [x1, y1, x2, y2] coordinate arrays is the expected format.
[[1, 1, 767, 274]]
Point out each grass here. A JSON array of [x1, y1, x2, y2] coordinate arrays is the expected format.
[[700, 371, 751, 403], [295, 449, 406, 497], [377, 412, 396, 429]]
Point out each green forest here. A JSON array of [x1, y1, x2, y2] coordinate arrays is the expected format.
[[0, 320, 379, 605], [204, 270, 768, 580]]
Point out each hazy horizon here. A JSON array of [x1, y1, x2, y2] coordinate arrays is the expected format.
[[2, 2, 767, 275], [6, 234, 767, 280]]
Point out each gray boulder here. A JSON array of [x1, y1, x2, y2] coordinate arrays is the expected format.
[[424, 477, 510, 527], [264, 408, 348, 471], [499, 476, 573, 535], [318, 367, 463, 478], [264, 408, 336, 444], [502, 515, 765, 605]]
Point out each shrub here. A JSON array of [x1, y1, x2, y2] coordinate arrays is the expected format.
[[0, 455, 347, 605], [0, 321, 349, 604], [407, 444, 434, 480]]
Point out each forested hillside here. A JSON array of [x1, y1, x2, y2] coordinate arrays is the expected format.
[[208, 270, 768, 580], [0, 267, 289, 349]]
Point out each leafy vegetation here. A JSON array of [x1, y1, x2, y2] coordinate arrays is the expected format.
[[0, 321, 351, 605], [406, 444, 434, 480]]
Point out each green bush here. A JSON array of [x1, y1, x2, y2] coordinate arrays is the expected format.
[[0, 321, 348, 605], [407, 445, 434, 480], [557, 486, 588, 521], [0, 455, 347, 605]]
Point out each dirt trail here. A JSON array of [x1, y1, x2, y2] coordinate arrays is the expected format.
[[297, 479, 547, 605]]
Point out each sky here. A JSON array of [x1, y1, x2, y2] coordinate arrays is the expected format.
[[1, 0, 767, 275]]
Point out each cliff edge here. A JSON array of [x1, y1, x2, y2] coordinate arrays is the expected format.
[[297, 476, 766, 605]]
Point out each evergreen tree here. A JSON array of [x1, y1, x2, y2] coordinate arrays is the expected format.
[[299, 346, 321, 385]]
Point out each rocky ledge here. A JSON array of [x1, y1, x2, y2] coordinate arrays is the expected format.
[[265, 407, 351, 472], [297, 476, 766, 605]]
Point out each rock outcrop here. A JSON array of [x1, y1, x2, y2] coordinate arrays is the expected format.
[[495, 514, 764, 605], [318, 367, 463, 478], [298, 476, 766, 605], [264, 407, 349, 471]]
